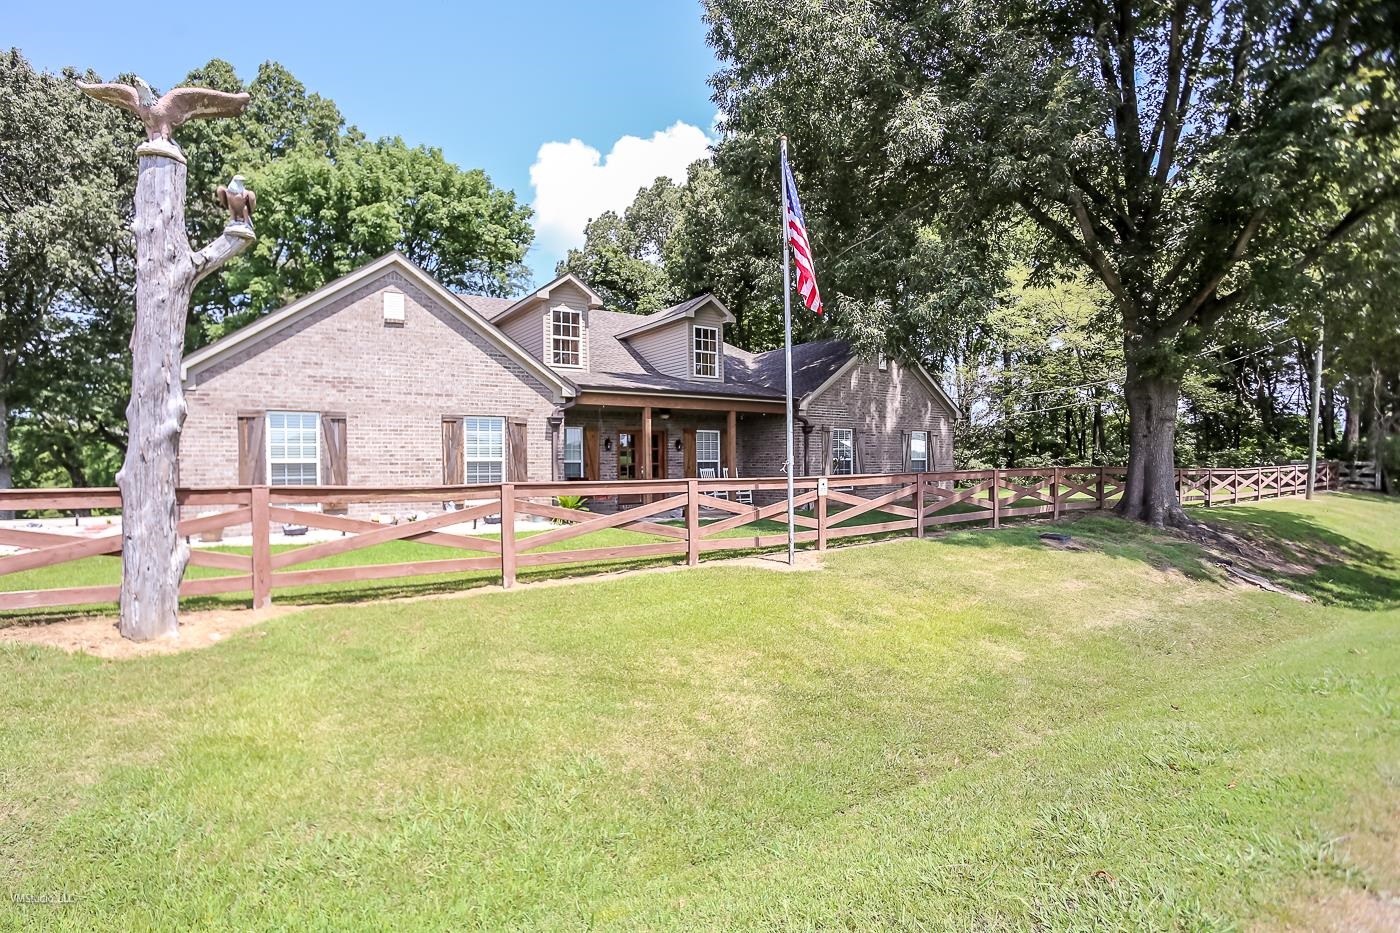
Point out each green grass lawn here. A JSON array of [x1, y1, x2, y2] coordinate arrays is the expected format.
[[1, 492, 1397, 929]]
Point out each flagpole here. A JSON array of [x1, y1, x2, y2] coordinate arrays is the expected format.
[[780, 136, 796, 565]]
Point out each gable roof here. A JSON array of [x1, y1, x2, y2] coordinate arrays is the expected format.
[[613, 294, 736, 339], [740, 339, 958, 413], [179, 251, 576, 399], [488, 271, 605, 325], [561, 308, 784, 400]]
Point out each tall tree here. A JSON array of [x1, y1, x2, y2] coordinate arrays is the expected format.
[[705, 0, 1400, 525], [0, 50, 135, 503], [221, 137, 532, 330]]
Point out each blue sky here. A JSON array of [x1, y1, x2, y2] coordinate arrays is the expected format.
[[10, 0, 721, 284]]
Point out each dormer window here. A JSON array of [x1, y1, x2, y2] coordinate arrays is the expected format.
[[550, 306, 582, 367], [692, 324, 720, 378]]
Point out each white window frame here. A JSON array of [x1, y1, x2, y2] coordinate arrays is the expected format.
[[549, 305, 584, 368], [692, 324, 720, 379], [463, 416, 506, 484], [878, 353, 889, 372], [267, 411, 320, 486], [563, 425, 584, 480], [909, 430, 929, 472], [696, 429, 721, 477], [831, 428, 854, 476]]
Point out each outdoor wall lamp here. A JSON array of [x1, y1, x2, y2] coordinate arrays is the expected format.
[[604, 438, 613, 452], [674, 438, 683, 451]]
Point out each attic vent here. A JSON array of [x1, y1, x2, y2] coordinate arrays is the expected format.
[[383, 291, 405, 325]]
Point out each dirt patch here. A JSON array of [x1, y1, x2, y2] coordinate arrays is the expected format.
[[0, 604, 303, 659], [1170, 518, 1337, 578]]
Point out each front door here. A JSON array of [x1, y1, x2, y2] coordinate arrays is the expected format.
[[616, 428, 667, 505]]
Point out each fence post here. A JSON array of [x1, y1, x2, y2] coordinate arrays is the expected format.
[[914, 473, 926, 538], [1204, 469, 1212, 508], [499, 483, 516, 589], [991, 468, 1001, 529], [1097, 467, 1106, 509], [1256, 468, 1263, 501], [1051, 467, 1061, 521], [250, 485, 272, 609], [686, 479, 700, 565], [817, 481, 829, 550]]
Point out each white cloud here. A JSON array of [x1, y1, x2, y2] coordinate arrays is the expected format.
[[529, 121, 714, 271]]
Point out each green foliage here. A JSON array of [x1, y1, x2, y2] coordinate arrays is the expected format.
[[0, 49, 136, 491], [556, 175, 683, 313], [221, 138, 532, 329], [553, 494, 591, 518]]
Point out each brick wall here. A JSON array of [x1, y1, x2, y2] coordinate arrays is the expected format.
[[181, 269, 562, 520]]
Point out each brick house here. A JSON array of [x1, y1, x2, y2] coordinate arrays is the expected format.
[[179, 252, 956, 500]]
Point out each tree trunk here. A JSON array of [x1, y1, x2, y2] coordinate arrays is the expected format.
[[0, 379, 12, 522], [1344, 379, 1363, 456], [1116, 361, 1190, 527], [118, 155, 197, 641]]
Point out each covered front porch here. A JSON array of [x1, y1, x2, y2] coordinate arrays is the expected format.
[[554, 390, 788, 498]]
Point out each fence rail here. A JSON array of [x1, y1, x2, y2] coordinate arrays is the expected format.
[[0, 462, 1341, 613]]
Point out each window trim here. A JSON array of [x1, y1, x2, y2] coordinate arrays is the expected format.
[[266, 410, 321, 486], [909, 429, 929, 472], [695, 428, 721, 477], [548, 305, 584, 369], [563, 424, 584, 480], [831, 427, 854, 476], [463, 415, 507, 485], [692, 323, 720, 379]]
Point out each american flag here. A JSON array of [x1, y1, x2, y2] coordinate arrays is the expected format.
[[781, 150, 824, 316]]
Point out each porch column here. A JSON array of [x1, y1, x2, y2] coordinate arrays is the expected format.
[[726, 409, 738, 476], [640, 406, 653, 481]]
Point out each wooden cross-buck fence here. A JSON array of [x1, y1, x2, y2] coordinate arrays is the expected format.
[[0, 462, 1341, 613]]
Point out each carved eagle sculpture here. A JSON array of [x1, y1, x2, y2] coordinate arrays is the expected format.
[[216, 175, 256, 228], [76, 76, 251, 143]]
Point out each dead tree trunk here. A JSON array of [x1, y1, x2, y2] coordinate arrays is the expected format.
[[78, 77, 255, 641], [117, 153, 251, 640]]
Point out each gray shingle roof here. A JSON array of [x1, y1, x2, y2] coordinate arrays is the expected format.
[[456, 293, 518, 318], [458, 290, 858, 402], [739, 338, 855, 397]]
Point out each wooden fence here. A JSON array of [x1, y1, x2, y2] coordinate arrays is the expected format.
[[0, 462, 1341, 613]]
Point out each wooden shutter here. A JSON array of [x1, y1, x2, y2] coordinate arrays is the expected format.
[[442, 417, 464, 485], [683, 428, 697, 477], [852, 429, 864, 473], [508, 419, 529, 482], [583, 424, 600, 480], [321, 413, 348, 485], [821, 427, 833, 476], [720, 429, 731, 476], [901, 431, 911, 472], [237, 412, 266, 485]]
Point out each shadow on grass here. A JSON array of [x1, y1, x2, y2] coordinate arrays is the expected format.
[[931, 493, 1399, 611]]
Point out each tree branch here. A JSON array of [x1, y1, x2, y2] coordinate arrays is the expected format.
[[191, 230, 254, 286]]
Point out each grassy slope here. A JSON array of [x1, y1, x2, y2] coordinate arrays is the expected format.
[[1, 493, 1396, 930]]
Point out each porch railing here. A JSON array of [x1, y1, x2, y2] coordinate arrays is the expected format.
[[0, 461, 1341, 613]]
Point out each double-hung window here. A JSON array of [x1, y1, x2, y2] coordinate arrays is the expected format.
[[696, 429, 721, 477], [831, 428, 854, 476], [267, 411, 319, 485], [463, 416, 506, 483], [909, 430, 929, 472], [550, 306, 583, 367], [692, 324, 719, 378], [563, 425, 584, 479]]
